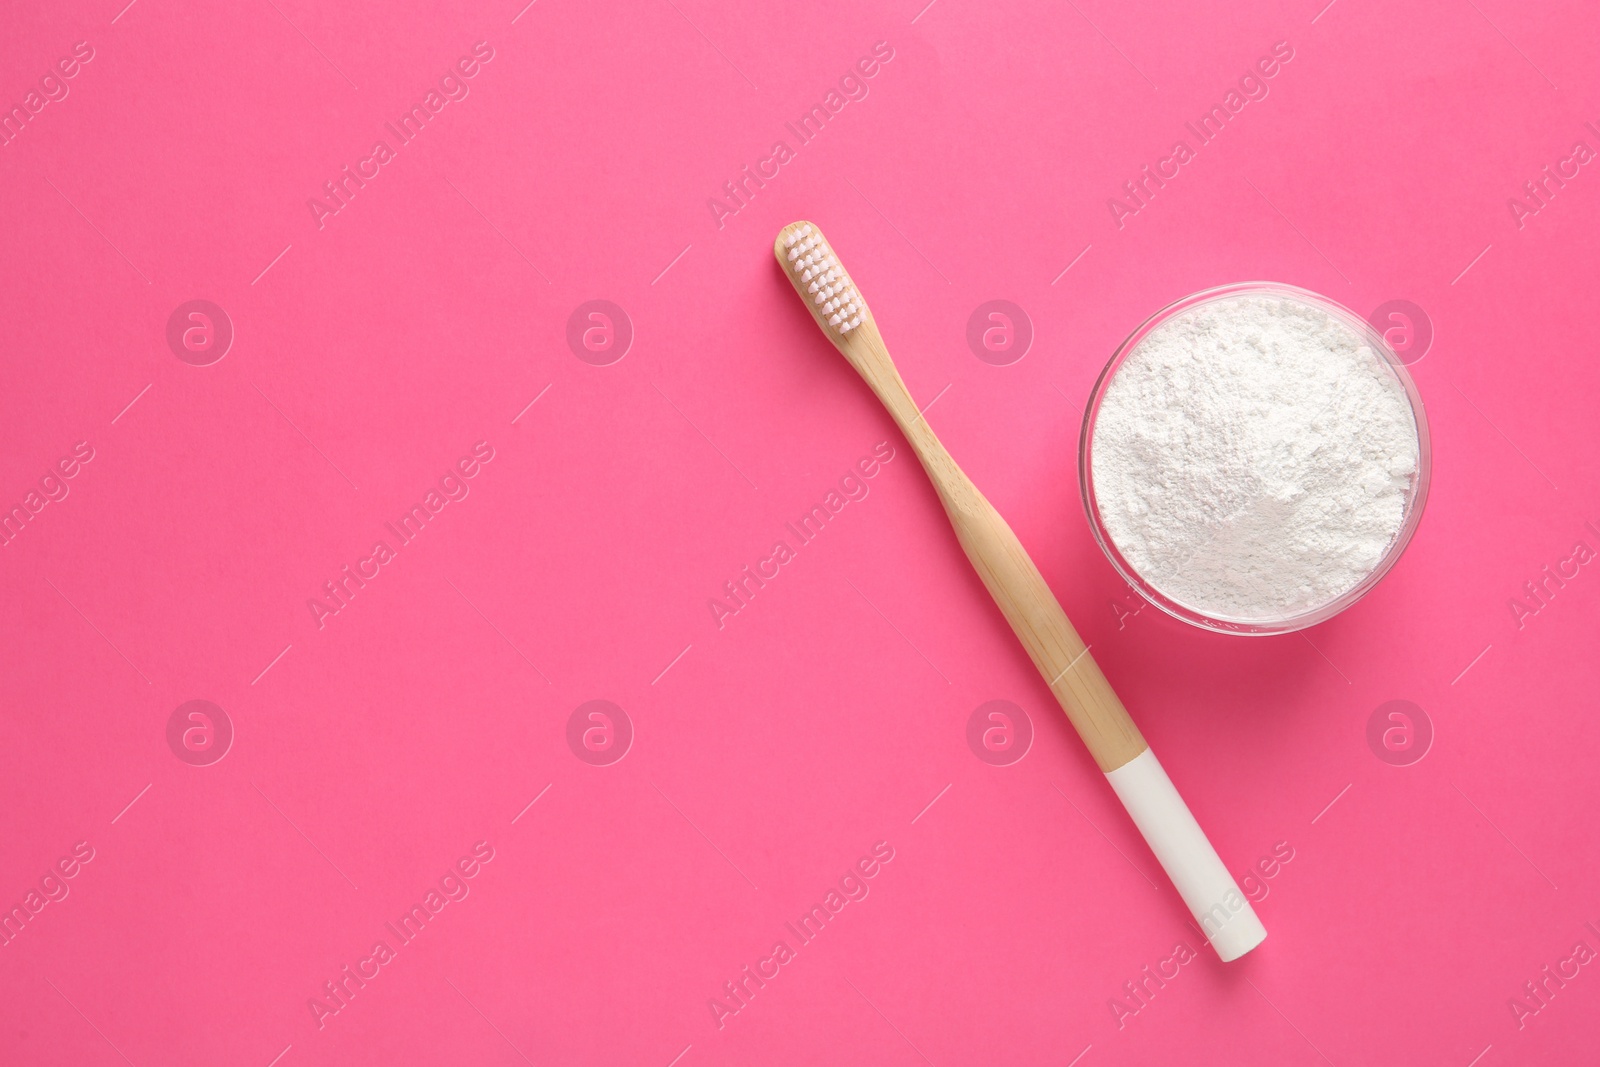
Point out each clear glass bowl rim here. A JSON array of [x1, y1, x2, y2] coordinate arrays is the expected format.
[[1077, 281, 1433, 636]]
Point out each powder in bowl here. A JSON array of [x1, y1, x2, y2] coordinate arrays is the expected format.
[[1088, 288, 1422, 626]]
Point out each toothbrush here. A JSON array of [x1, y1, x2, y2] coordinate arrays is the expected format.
[[775, 221, 1266, 961]]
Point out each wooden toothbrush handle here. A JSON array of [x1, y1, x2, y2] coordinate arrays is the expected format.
[[942, 475, 1148, 771], [842, 325, 1146, 771], [775, 220, 1265, 958], [848, 324, 1269, 960]]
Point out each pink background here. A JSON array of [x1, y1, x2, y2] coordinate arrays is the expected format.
[[2, 0, 1597, 1064]]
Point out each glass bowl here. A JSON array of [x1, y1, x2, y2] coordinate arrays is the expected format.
[[1078, 282, 1431, 635]]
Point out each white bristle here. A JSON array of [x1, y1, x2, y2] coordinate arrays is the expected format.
[[783, 225, 867, 337]]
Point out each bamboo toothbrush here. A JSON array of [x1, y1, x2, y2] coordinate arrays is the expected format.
[[775, 221, 1266, 961]]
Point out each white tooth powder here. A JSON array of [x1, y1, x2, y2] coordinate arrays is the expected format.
[[1089, 291, 1421, 624]]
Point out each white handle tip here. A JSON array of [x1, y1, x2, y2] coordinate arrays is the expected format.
[[1105, 749, 1267, 962]]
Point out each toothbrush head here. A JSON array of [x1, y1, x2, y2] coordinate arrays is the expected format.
[[774, 221, 873, 343]]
